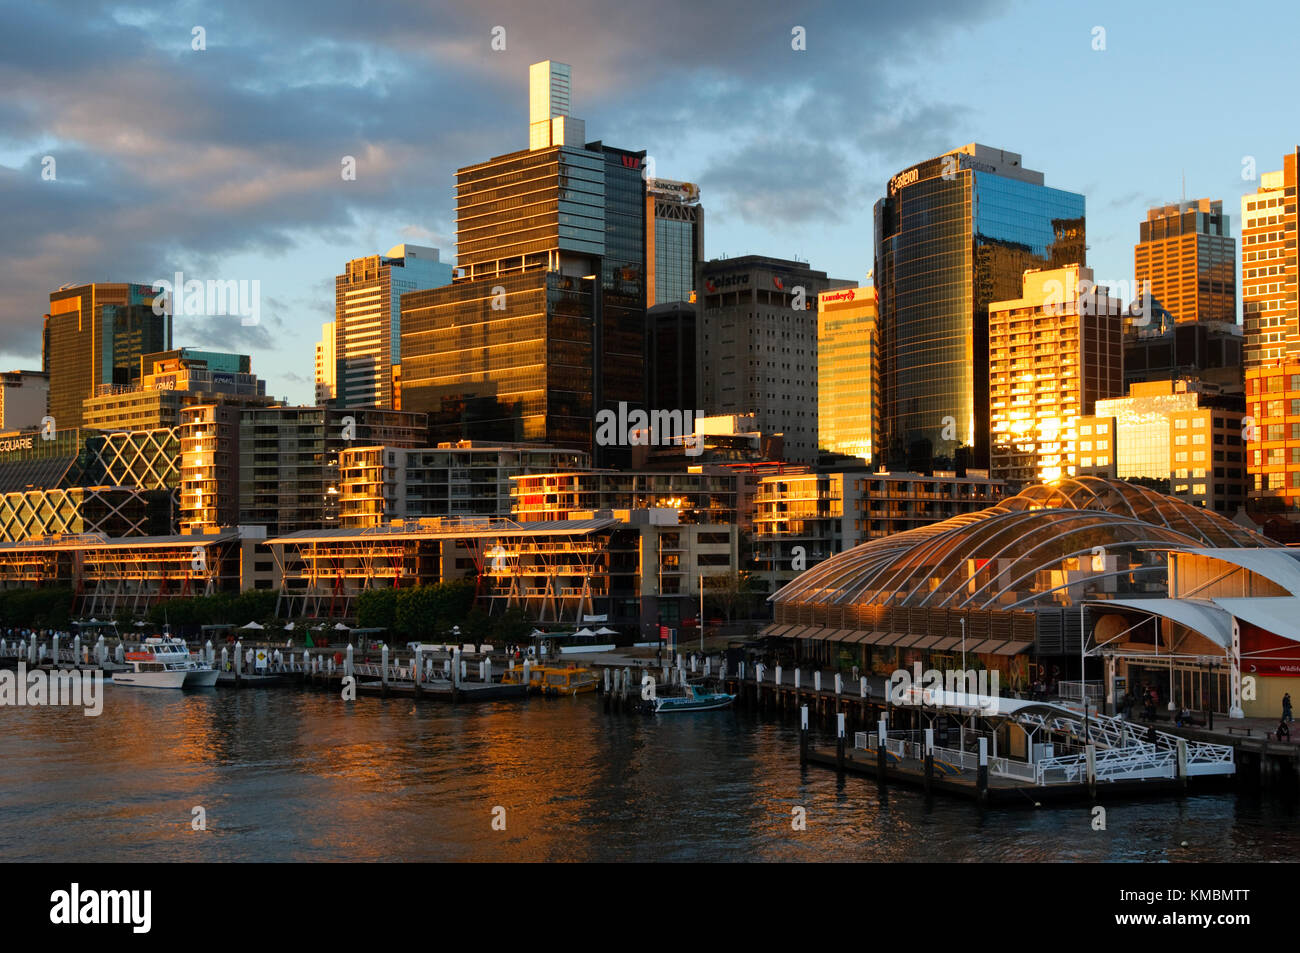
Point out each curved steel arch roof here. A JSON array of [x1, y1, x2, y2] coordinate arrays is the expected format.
[[773, 478, 1273, 611]]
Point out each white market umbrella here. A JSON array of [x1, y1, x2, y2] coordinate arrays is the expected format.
[[333, 623, 350, 631], [240, 621, 265, 630], [595, 627, 617, 635]]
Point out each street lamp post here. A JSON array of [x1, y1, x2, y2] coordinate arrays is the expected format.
[[699, 573, 704, 654], [959, 617, 966, 673]]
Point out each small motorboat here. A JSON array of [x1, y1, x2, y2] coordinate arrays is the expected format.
[[653, 681, 735, 713]]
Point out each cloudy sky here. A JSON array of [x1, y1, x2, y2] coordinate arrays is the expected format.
[[1, 0, 1296, 404]]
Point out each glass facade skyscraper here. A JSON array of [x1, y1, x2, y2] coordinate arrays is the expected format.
[[645, 179, 703, 307], [334, 245, 451, 410], [874, 144, 1085, 471], [44, 283, 170, 431], [818, 286, 877, 461], [399, 62, 646, 464]]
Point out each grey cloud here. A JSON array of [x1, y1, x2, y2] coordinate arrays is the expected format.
[[0, 0, 1010, 387]]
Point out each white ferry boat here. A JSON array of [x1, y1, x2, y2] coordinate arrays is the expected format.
[[113, 637, 217, 689], [113, 647, 188, 689]]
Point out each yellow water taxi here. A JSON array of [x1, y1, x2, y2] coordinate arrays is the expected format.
[[500, 665, 599, 696]]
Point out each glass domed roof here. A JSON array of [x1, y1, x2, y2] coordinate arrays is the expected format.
[[773, 477, 1271, 612]]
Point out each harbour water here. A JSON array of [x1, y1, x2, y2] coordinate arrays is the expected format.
[[2, 686, 1298, 862]]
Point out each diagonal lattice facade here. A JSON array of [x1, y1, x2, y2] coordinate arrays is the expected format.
[[0, 487, 170, 543]]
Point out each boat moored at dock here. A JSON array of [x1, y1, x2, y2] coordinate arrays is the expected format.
[[112, 649, 188, 690], [653, 682, 736, 713]]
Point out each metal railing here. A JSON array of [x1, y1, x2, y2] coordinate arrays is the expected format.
[[1058, 680, 1104, 702]]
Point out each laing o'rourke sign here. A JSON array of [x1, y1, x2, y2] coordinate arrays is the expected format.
[[596, 402, 704, 456]]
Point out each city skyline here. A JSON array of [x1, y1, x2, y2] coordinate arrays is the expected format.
[[2, 0, 1297, 404]]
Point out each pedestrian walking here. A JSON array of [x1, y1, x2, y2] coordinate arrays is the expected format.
[[1284, 692, 1293, 724]]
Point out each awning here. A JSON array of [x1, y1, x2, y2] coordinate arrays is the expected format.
[[1213, 597, 1300, 643], [758, 623, 787, 639], [893, 633, 926, 648], [930, 636, 963, 651], [827, 628, 858, 643], [911, 635, 943, 650], [784, 625, 812, 640], [993, 640, 1033, 655], [968, 638, 1007, 654], [1188, 548, 1300, 598], [856, 630, 891, 645], [1086, 597, 1233, 650], [844, 630, 874, 644], [875, 632, 910, 646]]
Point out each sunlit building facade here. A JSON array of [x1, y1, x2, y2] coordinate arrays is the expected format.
[[1134, 199, 1235, 327], [82, 348, 266, 431], [315, 321, 336, 404], [1242, 150, 1300, 517], [817, 286, 877, 461], [1079, 379, 1246, 514], [1242, 152, 1298, 371], [338, 442, 590, 527], [44, 283, 170, 431], [399, 61, 645, 465], [874, 144, 1086, 471], [989, 265, 1124, 485], [334, 246, 451, 410]]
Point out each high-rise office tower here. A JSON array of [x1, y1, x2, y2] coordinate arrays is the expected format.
[[334, 246, 451, 410], [874, 144, 1085, 472], [1243, 148, 1300, 516], [400, 61, 646, 463], [43, 283, 170, 431], [1134, 199, 1235, 327], [817, 285, 877, 462], [1243, 152, 1299, 370], [646, 178, 704, 307], [315, 321, 336, 404], [989, 265, 1124, 485], [698, 256, 847, 464]]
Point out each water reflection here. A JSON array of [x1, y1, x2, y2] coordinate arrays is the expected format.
[[0, 686, 1296, 862]]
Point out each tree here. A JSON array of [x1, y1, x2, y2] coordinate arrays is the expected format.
[[705, 570, 765, 623], [356, 588, 398, 632]]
